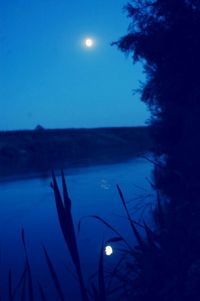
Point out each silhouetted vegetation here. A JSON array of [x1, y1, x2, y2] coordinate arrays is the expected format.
[[116, 0, 200, 201], [0, 127, 152, 179], [113, 0, 200, 300]]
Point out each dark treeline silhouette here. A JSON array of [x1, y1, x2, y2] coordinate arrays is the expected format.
[[115, 1, 200, 300], [0, 127, 152, 179]]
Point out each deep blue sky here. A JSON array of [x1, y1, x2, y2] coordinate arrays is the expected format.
[[0, 0, 149, 130]]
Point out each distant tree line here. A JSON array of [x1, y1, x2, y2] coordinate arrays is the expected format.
[[0, 127, 152, 178]]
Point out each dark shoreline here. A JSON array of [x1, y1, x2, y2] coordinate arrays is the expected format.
[[0, 126, 152, 181], [0, 155, 145, 183]]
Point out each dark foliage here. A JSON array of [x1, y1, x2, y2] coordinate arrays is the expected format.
[[116, 0, 200, 202], [114, 0, 200, 300]]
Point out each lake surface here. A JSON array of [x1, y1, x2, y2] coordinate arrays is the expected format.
[[0, 158, 154, 300]]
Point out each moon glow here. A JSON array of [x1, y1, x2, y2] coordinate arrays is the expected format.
[[84, 38, 94, 48]]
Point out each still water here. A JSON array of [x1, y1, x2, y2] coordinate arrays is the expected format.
[[0, 158, 154, 300]]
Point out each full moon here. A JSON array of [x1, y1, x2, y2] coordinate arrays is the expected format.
[[84, 38, 94, 48]]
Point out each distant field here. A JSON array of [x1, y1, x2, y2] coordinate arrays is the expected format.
[[0, 127, 153, 179]]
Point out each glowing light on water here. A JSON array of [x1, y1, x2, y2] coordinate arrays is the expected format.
[[105, 245, 113, 256]]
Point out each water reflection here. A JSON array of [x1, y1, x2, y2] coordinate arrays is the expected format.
[[105, 245, 113, 256], [100, 179, 111, 190]]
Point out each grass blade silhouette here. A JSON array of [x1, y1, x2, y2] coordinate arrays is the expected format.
[[78, 215, 133, 251], [43, 247, 65, 301], [21, 228, 34, 301], [51, 171, 88, 301], [117, 185, 144, 248]]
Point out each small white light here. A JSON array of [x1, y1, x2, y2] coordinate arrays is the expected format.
[[105, 245, 113, 256], [84, 38, 94, 48]]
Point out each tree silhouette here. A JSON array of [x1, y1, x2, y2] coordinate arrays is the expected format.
[[115, 0, 200, 203], [115, 2, 200, 299]]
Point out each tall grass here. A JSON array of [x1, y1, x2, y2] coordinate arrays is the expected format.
[[51, 170, 89, 301], [1, 170, 196, 300], [49, 172, 165, 300]]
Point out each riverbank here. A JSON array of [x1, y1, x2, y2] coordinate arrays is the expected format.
[[0, 126, 153, 180]]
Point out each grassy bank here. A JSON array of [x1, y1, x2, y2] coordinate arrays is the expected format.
[[0, 126, 152, 179]]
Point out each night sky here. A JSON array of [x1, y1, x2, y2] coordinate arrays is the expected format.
[[0, 0, 149, 130]]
